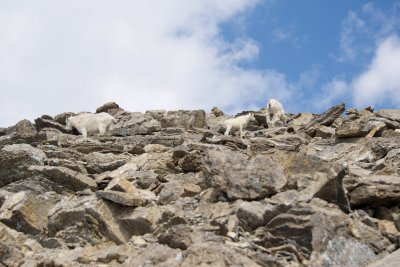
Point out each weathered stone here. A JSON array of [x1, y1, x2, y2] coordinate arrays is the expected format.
[[289, 112, 315, 126], [248, 135, 306, 155], [368, 248, 400, 267], [203, 149, 287, 200], [158, 181, 184, 205], [158, 224, 193, 250], [300, 103, 345, 136], [348, 175, 400, 207], [105, 177, 135, 193], [96, 189, 155, 207], [211, 107, 224, 117], [54, 112, 75, 125], [237, 201, 285, 231], [349, 220, 392, 254], [27, 165, 97, 192], [48, 195, 132, 246], [0, 191, 59, 235], [182, 183, 202, 197], [34, 117, 73, 134], [375, 109, 400, 122], [119, 206, 163, 235], [336, 120, 384, 138], [96, 102, 120, 113], [0, 144, 48, 187], [181, 242, 261, 266], [160, 110, 206, 129], [315, 125, 335, 138]]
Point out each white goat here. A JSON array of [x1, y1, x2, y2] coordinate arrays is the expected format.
[[265, 99, 287, 127], [223, 113, 255, 138], [66, 112, 116, 138]]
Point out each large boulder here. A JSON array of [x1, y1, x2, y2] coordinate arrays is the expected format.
[[203, 149, 287, 200], [160, 110, 206, 129], [0, 144, 47, 187]]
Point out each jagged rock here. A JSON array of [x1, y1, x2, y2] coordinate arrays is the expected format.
[[336, 120, 385, 138], [274, 151, 350, 212], [315, 125, 335, 138], [181, 242, 261, 267], [368, 248, 400, 267], [54, 112, 75, 125], [375, 109, 400, 122], [300, 103, 345, 136], [158, 224, 193, 250], [48, 195, 132, 246], [0, 144, 48, 187], [289, 112, 315, 126], [211, 107, 224, 117], [34, 117, 73, 133], [348, 175, 400, 207], [349, 219, 392, 254], [0, 127, 6, 136], [96, 188, 155, 207], [112, 112, 161, 136], [160, 110, 206, 129], [203, 149, 287, 200], [96, 102, 121, 113], [119, 206, 163, 235], [85, 152, 129, 174], [157, 181, 185, 205], [0, 191, 59, 235], [237, 201, 287, 231], [248, 135, 307, 155], [27, 165, 97, 192], [105, 177, 135, 193]]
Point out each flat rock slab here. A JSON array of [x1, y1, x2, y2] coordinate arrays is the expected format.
[[375, 109, 400, 122], [348, 175, 400, 207], [28, 165, 97, 192], [96, 189, 155, 206]]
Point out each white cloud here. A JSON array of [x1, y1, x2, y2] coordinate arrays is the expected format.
[[333, 2, 400, 63], [352, 35, 400, 108], [332, 11, 365, 62], [0, 0, 298, 127]]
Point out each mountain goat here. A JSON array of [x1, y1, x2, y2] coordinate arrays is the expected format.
[[223, 113, 255, 138], [66, 112, 116, 138], [265, 99, 287, 127]]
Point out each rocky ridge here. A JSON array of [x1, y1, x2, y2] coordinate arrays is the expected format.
[[1, 101, 400, 266]]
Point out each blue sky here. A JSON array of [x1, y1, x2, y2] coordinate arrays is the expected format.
[[1, 0, 400, 126]]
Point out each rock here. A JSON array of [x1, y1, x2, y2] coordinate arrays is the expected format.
[[211, 107, 224, 117], [158, 224, 193, 250], [375, 109, 400, 122], [105, 177, 135, 193], [0, 120, 45, 146], [34, 117, 73, 134], [348, 175, 400, 207], [203, 149, 287, 200], [237, 201, 285, 231], [119, 206, 162, 235], [300, 103, 345, 136], [157, 181, 184, 205], [96, 189, 155, 207], [28, 165, 97, 192], [111, 112, 161, 136], [336, 120, 385, 138], [181, 242, 261, 266], [0, 144, 48, 187], [54, 112, 75, 125], [182, 183, 202, 197], [144, 144, 169, 153], [368, 248, 400, 267], [274, 151, 350, 212], [160, 110, 206, 129], [311, 236, 377, 267], [315, 125, 335, 138], [289, 112, 315, 126], [96, 102, 121, 113], [349, 220, 392, 254], [0, 191, 59, 235], [48, 195, 132, 246], [248, 135, 307, 155]]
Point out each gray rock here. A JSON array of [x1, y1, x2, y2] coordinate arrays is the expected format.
[[375, 109, 400, 122], [96, 189, 155, 207], [348, 175, 400, 207], [315, 125, 335, 138], [203, 149, 287, 200], [160, 110, 206, 129], [96, 101, 121, 113], [0, 144, 47, 187], [237, 201, 286, 231], [368, 248, 400, 267], [300, 103, 345, 136], [0, 191, 59, 235], [27, 165, 97, 192]]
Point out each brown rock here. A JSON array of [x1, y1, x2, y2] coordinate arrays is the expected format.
[[96, 189, 155, 207], [96, 102, 121, 113]]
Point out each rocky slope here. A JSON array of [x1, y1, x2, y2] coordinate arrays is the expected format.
[[1, 102, 400, 267]]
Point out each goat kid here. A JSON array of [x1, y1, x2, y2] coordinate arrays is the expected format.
[[223, 113, 255, 138]]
